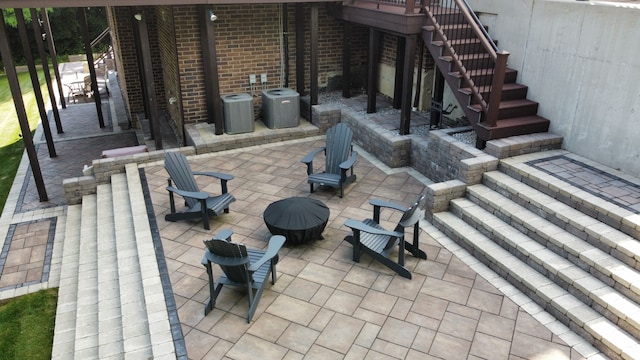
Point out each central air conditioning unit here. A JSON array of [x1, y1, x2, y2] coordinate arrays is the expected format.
[[221, 93, 254, 134], [261, 88, 300, 129]]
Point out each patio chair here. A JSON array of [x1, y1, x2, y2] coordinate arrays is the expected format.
[[301, 123, 357, 198], [65, 77, 92, 103], [164, 152, 236, 230], [202, 229, 285, 322], [343, 194, 427, 279]]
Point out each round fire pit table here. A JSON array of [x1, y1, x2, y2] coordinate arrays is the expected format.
[[263, 197, 330, 245]]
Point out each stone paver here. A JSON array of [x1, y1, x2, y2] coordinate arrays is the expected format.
[[4, 64, 637, 359]]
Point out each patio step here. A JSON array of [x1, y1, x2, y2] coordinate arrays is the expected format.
[[499, 152, 640, 241], [52, 164, 175, 359], [431, 156, 640, 359]]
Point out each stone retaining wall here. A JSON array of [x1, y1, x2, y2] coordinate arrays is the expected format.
[[63, 147, 196, 205], [341, 108, 412, 168]]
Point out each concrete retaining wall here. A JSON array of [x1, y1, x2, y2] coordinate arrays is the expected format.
[[467, 0, 640, 177]]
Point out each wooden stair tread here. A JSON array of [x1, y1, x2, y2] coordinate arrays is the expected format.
[[470, 99, 538, 111], [449, 68, 518, 79], [459, 83, 527, 95], [489, 115, 550, 128], [432, 38, 481, 47]]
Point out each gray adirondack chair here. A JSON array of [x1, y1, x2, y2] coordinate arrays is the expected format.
[[343, 194, 427, 279], [301, 123, 357, 198], [164, 152, 236, 230], [201, 229, 285, 322]]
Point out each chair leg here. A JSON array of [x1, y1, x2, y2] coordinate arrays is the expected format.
[[309, 183, 314, 193], [204, 261, 215, 315], [200, 199, 210, 230]]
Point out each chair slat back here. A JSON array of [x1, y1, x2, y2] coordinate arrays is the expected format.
[[396, 194, 426, 230], [165, 152, 200, 208], [325, 123, 353, 175], [204, 238, 252, 283]]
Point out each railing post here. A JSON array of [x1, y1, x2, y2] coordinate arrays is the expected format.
[[406, 0, 416, 14], [485, 50, 509, 127]]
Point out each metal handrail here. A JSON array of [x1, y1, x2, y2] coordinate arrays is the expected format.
[[90, 27, 110, 48], [464, 0, 498, 52]]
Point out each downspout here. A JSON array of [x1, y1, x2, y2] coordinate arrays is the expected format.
[[282, 4, 290, 88]]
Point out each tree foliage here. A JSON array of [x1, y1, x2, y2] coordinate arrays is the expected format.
[[1, 7, 107, 66]]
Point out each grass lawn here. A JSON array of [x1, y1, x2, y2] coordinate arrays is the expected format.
[[0, 71, 47, 213], [0, 289, 57, 360], [0, 72, 56, 360]]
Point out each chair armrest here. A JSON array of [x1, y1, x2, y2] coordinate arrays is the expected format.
[[369, 198, 407, 212], [339, 151, 357, 170], [344, 219, 403, 238], [166, 185, 209, 200], [192, 171, 234, 181], [248, 235, 285, 272], [301, 147, 326, 164]]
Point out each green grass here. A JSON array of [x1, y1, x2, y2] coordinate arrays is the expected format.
[[0, 288, 58, 360], [0, 73, 57, 360], [0, 71, 47, 212]]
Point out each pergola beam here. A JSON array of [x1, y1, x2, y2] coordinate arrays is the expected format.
[[15, 8, 57, 158], [0, 13, 48, 202]]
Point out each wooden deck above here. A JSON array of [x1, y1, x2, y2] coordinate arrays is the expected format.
[[327, 2, 425, 35]]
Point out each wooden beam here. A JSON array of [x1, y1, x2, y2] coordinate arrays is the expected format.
[[0, 12, 48, 202], [30, 8, 64, 133], [310, 3, 318, 110], [133, 9, 162, 149], [413, 39, 424, 109], [199, 4, 223, 134], [295, 4, 305, 96], [15, 9, 56, 158], [41, 9, 66, 109], [399, 34, 416, 135], [0, 0, 331, 9], [393, 35, 405, 109], [77, 7, 105, 128], [430, 65, 445, 128], [366, 28, 378, 114], [342, 21, 351, 98]]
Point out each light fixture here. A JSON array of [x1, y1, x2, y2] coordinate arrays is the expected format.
[[134, 13, 142, 21], [209, 10, 217, 22]]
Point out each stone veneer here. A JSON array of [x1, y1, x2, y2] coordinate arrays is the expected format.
[[63, 147, 196, 205], [62, 102, 563, 212]]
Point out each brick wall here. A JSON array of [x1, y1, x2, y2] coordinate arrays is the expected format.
[[111, 4, 374, 138], [379, 33, 435, 74]]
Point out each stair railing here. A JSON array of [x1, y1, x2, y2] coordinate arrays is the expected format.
[[423, 0, 509, 127], [90, 27, 112, 68]]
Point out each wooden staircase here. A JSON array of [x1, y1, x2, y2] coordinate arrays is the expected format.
[[421, 1, 550, 147]]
